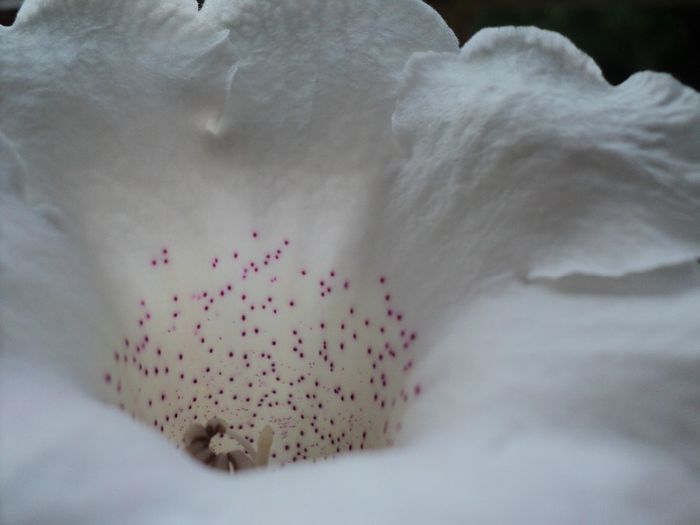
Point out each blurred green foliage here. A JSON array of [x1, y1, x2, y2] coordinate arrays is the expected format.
[[427, 1, 700, 89]]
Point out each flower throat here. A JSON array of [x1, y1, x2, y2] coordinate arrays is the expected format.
[[102, 231, 422, 469]]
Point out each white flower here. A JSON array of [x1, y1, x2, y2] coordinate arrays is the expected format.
[[1, 0, 699, 523]]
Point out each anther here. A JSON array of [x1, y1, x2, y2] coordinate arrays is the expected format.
[[183, 417, 274, 472]]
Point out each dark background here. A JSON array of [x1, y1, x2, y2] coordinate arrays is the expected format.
[[425, 0, 700, 89], [2, 0, 699, 89]]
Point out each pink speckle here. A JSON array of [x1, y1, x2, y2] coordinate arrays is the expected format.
[[106, 238, 420, 465]]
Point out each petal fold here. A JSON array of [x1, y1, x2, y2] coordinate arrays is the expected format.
[[389, 26, 700, 299], [202, 0, 457, 177]]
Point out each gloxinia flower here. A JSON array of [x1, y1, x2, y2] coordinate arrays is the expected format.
[[1, 0, 699, 522]]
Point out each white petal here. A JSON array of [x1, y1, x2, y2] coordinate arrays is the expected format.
[[404, 262, 700, 522], [0, 144, 116, 389], [2, 0, 456, 257], [4, 4, 699, 524], [2, 0, 456, 442], [1, 0, 458, 340], [0, 1, 464, 522], [384, 25, 700, 521], [201, 0, 457, 177], [387, 26, 700, 309], [5, 264, 700, 523]]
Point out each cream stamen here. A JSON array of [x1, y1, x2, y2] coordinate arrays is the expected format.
[[183, 417, 274, 472]]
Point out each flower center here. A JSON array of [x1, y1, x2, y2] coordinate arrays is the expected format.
[[102, 231, 421, 467], [183, 417, 273, 472]]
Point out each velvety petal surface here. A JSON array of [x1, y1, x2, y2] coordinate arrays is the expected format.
[[384, 25, 700, 522], [386, 27, 700, 307]]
